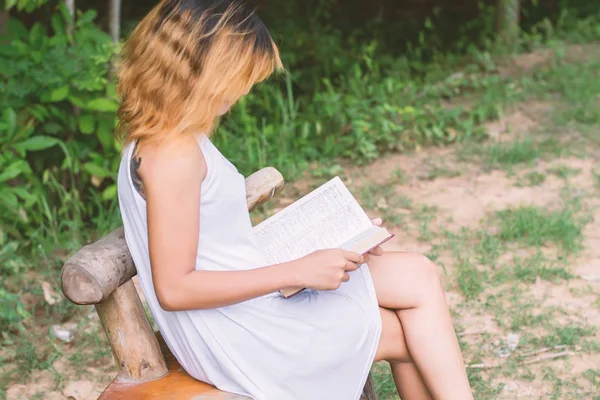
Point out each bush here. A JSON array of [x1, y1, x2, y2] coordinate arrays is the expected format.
[[0, 5, 119, 249]]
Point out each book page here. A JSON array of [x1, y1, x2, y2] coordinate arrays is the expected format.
[[253, 177, 373, 265]]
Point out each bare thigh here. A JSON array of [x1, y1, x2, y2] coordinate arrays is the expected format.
[[368, 251, 442, 310], [375, 306, 412, 363]]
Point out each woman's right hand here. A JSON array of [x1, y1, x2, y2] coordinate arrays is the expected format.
[[290, 249, 366, 291]]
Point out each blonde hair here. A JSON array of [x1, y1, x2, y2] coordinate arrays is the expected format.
[[117, 0, 283, 145]]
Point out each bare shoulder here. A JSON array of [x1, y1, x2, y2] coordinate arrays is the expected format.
[[136, 135, 207, 197]]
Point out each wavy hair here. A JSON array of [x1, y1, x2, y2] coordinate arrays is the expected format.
[[117, 0, 283, 145]]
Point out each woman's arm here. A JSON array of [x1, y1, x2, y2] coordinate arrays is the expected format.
[[139, 137, 301, 311], [139, 137, 364, 311]]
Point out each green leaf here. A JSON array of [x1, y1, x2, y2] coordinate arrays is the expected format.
[[78, 114, 95, 134], [107, 83, 117, 99], [28, 23, 44, 46], [87, 98, 119, 112], [3, 108, 17, 136], [14, 136, 59, 153], [77, 9, 98, 26], [0, 188, 18, 208], [102, 184, 117, 201], [43, 122, 62, 134], [4, 19, 27, 40], [51, 14, 65, 36], [5, 0, 17, 10], [67, 96, 87, 108], [97, 116, 115, 150], [83, 162, 112, 178], [47, 86, 70, 102], [11, 187, 34, 203], [0, 161, 29, 183]]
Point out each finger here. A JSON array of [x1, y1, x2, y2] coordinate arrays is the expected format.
[[368, 246, 384, 256], [371, 218, 383, 226], [341, 250, 363, 264], [363, 253, 371, 264], [344, 261, 360, 272], [341, 273, 350, 282]]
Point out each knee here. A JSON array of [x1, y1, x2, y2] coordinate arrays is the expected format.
[[418, 253, 441, 284], [402, 253, 443, 299], [403, 252, 441, 286]]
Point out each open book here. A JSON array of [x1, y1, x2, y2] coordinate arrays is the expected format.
[[253, 176, 394, 298]]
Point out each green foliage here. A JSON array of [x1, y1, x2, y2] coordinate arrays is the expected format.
[[4, 0, 47, 12], [0, 289, 29, 332], [0, 5, 120, 336], [0, 6, 119, 248]]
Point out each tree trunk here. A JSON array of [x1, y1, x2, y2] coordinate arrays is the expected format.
[[495, 0, 520, 44], [109, 0, 121, 44], [64, 0, 75, 35]]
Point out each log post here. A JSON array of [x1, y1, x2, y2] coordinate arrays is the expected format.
[[95, 280, 167, 381]]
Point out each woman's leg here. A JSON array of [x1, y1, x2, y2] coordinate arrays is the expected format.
[[370, 252, 473, 400], [375, 307, 433, 400]]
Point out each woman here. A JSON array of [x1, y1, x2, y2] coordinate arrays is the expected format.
[[116, 1, 474, 399]]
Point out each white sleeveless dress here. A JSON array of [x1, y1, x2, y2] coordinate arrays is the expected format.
[[117, 134, 382, 400]]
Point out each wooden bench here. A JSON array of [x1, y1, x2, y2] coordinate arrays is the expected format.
[[61, 167, 378, 400]]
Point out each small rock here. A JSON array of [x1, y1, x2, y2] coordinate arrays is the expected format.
[[87, 306, 98, 320], [497, 333, 520, 358], [503, 381, 519, 392], [580, 274, 600, 283], [376, 197, 388, 210], [52, 324, 77, 344]]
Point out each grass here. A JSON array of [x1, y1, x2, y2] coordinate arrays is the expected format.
[[360, 182, 412, 227], [422, 164, 461, 181], [511, 252, 573, 284], [535, 324, 597, 347], [415, 205, 438, 241], [481, 138, 565, 170], [593, 169, 600, 190], [388, 167, 407, 184], [517, 171, 547, 187], [485, 138, 542, 167], [455, 253, 486, 300], [549, 165, 582, 179], [474, 231, 505, 267], [493, 203, 585, 254]]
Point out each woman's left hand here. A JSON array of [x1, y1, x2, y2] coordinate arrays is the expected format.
[[368, 218, 385, 256]]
